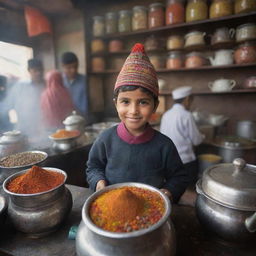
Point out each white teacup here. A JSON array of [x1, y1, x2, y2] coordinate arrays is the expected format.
[[208, 79, 236, 92]]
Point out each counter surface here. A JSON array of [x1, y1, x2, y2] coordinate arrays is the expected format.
[[0, 185, 255, 256]]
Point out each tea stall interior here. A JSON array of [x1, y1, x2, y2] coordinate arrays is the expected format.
[[0, 0, 256, 255]]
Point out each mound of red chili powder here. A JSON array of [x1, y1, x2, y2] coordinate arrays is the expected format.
[[90, 187, 165, 232], [7, 166, 65, 194]]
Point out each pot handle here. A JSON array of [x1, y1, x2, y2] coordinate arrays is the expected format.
[[229, 28, 235, 38], [230, 80, 236, 89], [232, 158, 246, 177], [208, 82, 213, 90], [245, 212, 256, 233], [195, 180, 203, 195]]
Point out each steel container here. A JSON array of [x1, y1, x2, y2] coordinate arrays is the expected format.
[[76, 182, 176, 256]]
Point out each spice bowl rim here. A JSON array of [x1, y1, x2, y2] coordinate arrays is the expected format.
[[3, 167, 67, 197], [0, 150, 48, 169], [82, 182, 171, 239], [49, 129, 81, 142]]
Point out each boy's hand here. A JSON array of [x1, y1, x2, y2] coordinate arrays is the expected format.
[[160, 188, 173, 202], [96, 180, 107, 191]]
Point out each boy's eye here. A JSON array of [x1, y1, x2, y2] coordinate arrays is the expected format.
[[139, 100, 149, 105], [120, 99, 129, 104]]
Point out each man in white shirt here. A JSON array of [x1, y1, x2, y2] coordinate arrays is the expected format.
[[160, 86, 204, 185]]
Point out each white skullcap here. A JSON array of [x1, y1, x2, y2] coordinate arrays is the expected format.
[[172, 86, 192, 100]]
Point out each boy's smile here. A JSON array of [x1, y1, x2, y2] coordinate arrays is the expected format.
[[115, 88, 157, 136]]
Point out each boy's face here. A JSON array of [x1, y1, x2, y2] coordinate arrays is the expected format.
[[28, 68, 43, 84], [115, 88, 157, 136], [62, 62, 78, 80]]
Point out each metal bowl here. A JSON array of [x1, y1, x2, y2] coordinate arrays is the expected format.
[[0, 194, 7, 227]]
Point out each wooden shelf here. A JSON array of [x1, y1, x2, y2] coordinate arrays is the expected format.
[[159, 89, 256, 96], [93, 11, 256, 39], [89, 63, 256, 75]]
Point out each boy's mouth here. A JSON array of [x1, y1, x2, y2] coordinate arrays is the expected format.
[[125, 117, 142, 122]]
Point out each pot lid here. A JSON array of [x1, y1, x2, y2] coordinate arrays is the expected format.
[[201, 158, 256, 211], [63, 111, 85, 125], [0, 130, 24, 144]]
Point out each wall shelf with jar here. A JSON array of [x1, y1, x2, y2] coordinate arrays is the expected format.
[[92, 11, 256, 39]]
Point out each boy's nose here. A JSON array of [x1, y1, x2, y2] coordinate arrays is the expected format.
[[129, 103, 139, 115]]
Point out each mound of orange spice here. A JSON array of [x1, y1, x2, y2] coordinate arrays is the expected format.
[[90, 187, 165, 232], [51, 129, 80, 139], [7, 166, 65, 194]]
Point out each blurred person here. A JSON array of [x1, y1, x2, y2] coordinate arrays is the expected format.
[[61, 52, 88, 117], [4, 59, 45, 136], [160, 86, 204, 185], [41, 70, 74, 129]]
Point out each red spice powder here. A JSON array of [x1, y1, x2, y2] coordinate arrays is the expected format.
[[7, 166, 65, 194]]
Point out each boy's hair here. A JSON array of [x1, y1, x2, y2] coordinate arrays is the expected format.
[[113, 85, 158, 106], [27, 59, 43, 70], [61, 52, 78, 65]]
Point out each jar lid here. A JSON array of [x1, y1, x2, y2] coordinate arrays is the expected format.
[[105, 12, 117, 18], [133, 6, 147, 11], [201, 158, 256, 211], [63, 111, 85, 125], [168, 51, 182, 58], [93, 16, 104, 20], [185, 31, 205, 38], [186, 51, 204, 58], [119, 10, 131, 15], [149, 3, 164, 8], [237, 23, 256, 29], [0, 130, 24, 144]]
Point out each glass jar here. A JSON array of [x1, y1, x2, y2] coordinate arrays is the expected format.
[[148, 3, 165, 29], [235, 0, 256, 14], [132, 6, 147, 31], [185, 52, 206, 68], [184, 31, 206, 48], [236, 23, 256, 42], [211, 27, 235, 45], [166, 51, 183, 69], [118, 10, 132, 33], [105, 12, 117, 34], [210, 0, 233, 19], [92, 57, 105, 72], [167, 35, 184, 50], [166, 0, 185, 25], [108, 39, 124, 52], [149, 55, 165, 69], [92, 16, 104, 37], [91, 39, 105, 53], [186, 0, 208, 22], [145, 35, 163, 51], [234, 42, 256, 64], [112, 57, 125, 70]]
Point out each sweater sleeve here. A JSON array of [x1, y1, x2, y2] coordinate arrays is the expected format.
[[86, 137, 107, 191], [162, 142, 190, 203]]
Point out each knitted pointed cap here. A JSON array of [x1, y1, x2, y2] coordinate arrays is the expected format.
[[114, 43, 159, 97]]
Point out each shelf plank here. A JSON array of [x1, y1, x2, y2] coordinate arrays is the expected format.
[[159, 89, 256, 96], [89, 63, 256, 75], [92, 12, 256, 39]]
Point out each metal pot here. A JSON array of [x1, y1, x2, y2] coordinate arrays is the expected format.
[[196, 158, 256, 242], [0, 193, 7, 227], [213, 136, 256, 164], [3, 167, 73, 238], [63, 111, 86, 133], [236, 120, 256, 140], [0, 130, 28, 158], [76, 182, 176, 256]]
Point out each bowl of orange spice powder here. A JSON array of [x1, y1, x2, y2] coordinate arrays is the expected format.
[[76, 183, 176, 256], [3, 166, 73, 237]]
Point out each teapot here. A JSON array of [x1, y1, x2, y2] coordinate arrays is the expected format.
[[208, 79, 236, 92], [63, 111, 86, 134], [209, 49, 234, 66]]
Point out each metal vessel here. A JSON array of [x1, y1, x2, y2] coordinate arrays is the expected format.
[[76, 182, 176, 256], [3, 167, 73, 238], [196, 158, 256, 242]]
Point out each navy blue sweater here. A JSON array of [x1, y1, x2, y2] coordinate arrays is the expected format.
[[86, 126, 189, 203]]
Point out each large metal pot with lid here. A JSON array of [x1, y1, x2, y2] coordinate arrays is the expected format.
[[196, 158, 256, 242], [76, 182, 176, 256]]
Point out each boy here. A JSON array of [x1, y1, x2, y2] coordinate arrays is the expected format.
[[86, 43, 189, 203], [61, 52, 88, 117]]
